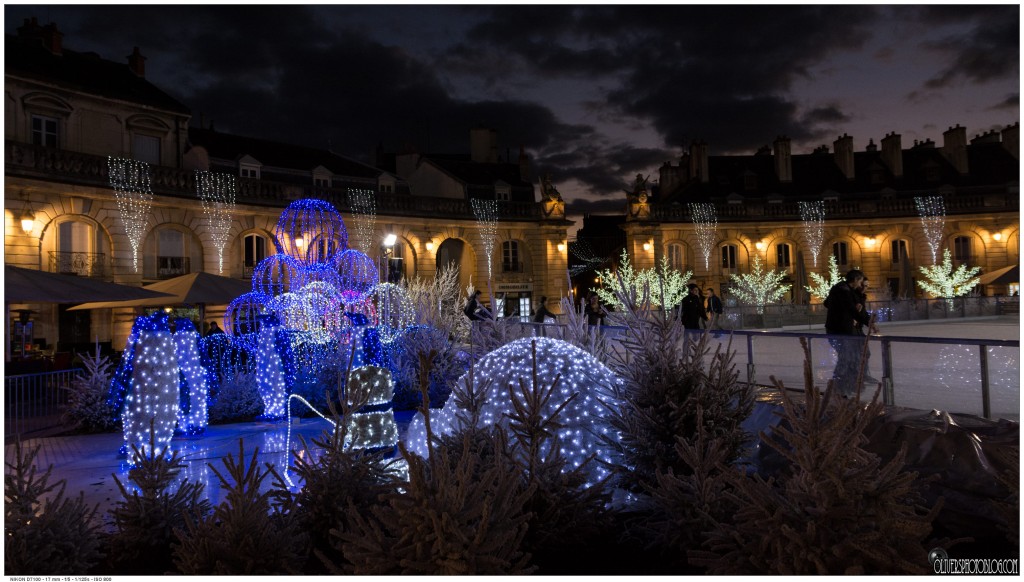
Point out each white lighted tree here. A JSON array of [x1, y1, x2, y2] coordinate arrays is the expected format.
[[594, 250, 692, 310], [917, 248, 981, 310], [347, 188, 377, 254], [805, 254, 843, 302], [914, 195, 946, 264], [195, 170, 237, 275], [730, 254, 791, 314], [689, 202, 718, 270], [798, 200, 826, 267], [108, 157, 153, 273], [471, 198, 499, 280]]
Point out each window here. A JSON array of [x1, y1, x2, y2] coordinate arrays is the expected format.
[[776, 243, 791, 268], [502, 241, 521, 272], [132, 134, 161, 166], [314, 177, 331, 188], [31, 115, 58, 148], [55, 221, 96, 276], [380, 184, 393, 193], [721, 244, 737, 269], [667, 243, 685, 271], [953, 236, 972, 262], [240, 164, 260, 179], [496, 183, 511, 201], [519, 296, 532, 322], [243, 233, 268, 275], [891, 239, 909, 264], [158, 229, 188, 277], [832, 241, 848, 266]]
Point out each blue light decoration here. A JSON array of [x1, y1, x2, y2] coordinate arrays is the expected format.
[[404, 337, 624, 488], [252, 253, 303, 298], [254, 313, 288, 420], [122, 313, 181, 460], [296, 279, 344, 343], [334, 249, 378, 304], [272, 198, 348, 266], [107, 317, 144, 418], [199, 333, 252, 410], [173, 318, 209, 436], [224, 290, 271, 352]]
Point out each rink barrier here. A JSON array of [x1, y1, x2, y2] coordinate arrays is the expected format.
[[4, 368, 79, 440]]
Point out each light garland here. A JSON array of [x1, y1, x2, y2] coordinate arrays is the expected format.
[[689, 202, 718, 271], [729, 254, 791, 315], [798, 200, 826, 268], [344, 366, 399, 451], [173, 318, 209, 436], [195, 170, 237, 275], [369, 282, 414, 344], [914, 195, 946, 264], [108, 157, 154, 273], [346, 188, 377, 255], [122, 314, 180, 460], [805, 254, 843, 302], [471, 198, 499, 280], [273, 198, 348, 266], [404, 337, 623, 488], [254, 315, 288, 420], [917, 248, 981, 310], [594, 250, 692, 310]]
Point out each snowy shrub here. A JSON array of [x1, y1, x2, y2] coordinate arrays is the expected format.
[[207, 370, 262, 423], [62, 345, 119, 433]]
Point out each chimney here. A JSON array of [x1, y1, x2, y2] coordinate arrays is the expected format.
[[659, 160, 680, 194], [41, 23, 63, 55], [941, 124, 968, 175], [16, 17, 42, 40], [688, 140, 709, 183], [518, 145, 529, 181], [880, 132, 903, 178], [833, 133, 854, 180], [127, 47, 146, 77], [470, 127, 497, 163], [1001, 122, 1019, 160], [865, 138, 877, 152], [773, 135, 792, 183]]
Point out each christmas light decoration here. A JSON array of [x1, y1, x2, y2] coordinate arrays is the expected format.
[[107, 318, 143, 417], [370, 282, 413, 344], [344, 366, 399, 451], [195, 170, 237, 275], [567, 239, 608, 277], [805, 254, 843, 302], [254, 315, 288, 420], [122, 314, 180, 460], [173, 318, 209, 436], [334, 249, 379, 303], [273, 198, 348, 266], [915, 195, 946, 264], [224, 291, 271, 352], [108, 157, 154, 272], [471, 198, 499, 280], [798, 200, 826, 267], [689, 202, 718, 270], [295, 280, 344, 343], [252, 253, 303, 298], [404, 337, 623, 487], [347, 188, 377, 254], [593, 250, 692, 310], [729, 254, 791, 314], [917, 248, 981, 310]]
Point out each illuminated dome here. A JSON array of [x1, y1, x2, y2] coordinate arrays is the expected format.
[[273, 198, 348, 266], [404, 337, 623, 486]]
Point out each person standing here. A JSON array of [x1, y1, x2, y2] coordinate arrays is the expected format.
[[464, 289, 489, 322], [705, 287, 724, 332], [681, 283, 706, 330], [824, 269, 870, 397], [532, 296, 556, 323], [205, 321, 225, 336], [584, 294, 607, 327]]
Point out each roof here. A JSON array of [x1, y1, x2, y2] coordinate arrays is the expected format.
[[188, 127, 383, 179], [5, 32, 190, 114], [425, 156, 532, 188]]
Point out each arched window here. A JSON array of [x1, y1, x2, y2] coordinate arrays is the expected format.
[[243, 233, 268, 277], [144, 226, 202, 280], [776, 243, 792, 268], [502, 241, 521, 272], [52, 219, 109, 277], [832, 241, 848, 266], [721, 244, 737, 269], [667, 243, 685, 271], [953, 236, 972, 262], [891, 239, 910, 264]]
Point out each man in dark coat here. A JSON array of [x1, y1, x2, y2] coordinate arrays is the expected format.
[[824, 269, 870, 396], [681, 283, 707, 330]]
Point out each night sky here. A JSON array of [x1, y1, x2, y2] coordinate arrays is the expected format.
[[5, 4, 1019, 225]]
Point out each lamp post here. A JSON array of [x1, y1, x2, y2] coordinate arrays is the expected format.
[[383, 233, 400, 283]]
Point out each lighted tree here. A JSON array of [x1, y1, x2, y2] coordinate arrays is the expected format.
[[108, 157, 154, 273], [798, 200, 826, 267], [730, 254, 791, 314], [593, 250, 692, 310], [690, 202, 718, 270], [196, 170, 237, 275], [805, 254, 843, 302], [916, 248, 980, 310], [914, 195, 946, 264]]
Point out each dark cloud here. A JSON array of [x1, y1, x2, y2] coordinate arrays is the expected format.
[[918, 6, 1019, 89], [990, 94, 1020, 111]]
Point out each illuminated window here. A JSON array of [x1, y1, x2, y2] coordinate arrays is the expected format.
[[502, 241, 521, 272], [667, 243, 685, 271]]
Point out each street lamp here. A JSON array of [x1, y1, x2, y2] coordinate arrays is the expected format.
[[383, 233, 401, 283]]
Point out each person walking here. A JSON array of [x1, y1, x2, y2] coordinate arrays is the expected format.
[[532, 296, 556, 323], [824, 269, 871, 397], [205, 321, 225, 336], [705, 287, 724, 333], [681, 283, 707, 331], [464, 289, 490, 322]]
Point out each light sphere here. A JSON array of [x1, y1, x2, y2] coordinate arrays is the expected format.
[[273, 198, 348, 266], [404, 336, 623, 487], [252, 253, 303, 298], [334, 249, 379, 303], [224, 291, 271, 351]]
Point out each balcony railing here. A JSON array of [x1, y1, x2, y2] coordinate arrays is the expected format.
[[156, 256, 190, 278], [502, 262, 526, 273], [48, 251, 109, 279]]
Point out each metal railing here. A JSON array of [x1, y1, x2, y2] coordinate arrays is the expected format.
[[156, 256, 190, 278], [48, 251, 109, 278], [5, 368, 79, 440]]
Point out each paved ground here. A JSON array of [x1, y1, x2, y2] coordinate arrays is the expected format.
[[5, 315, 1017, 523]]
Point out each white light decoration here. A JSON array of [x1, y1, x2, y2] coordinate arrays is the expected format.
[[173, 319, 209, 435], [344, 366, 399, 450], [296, 280, 344, 343], [122, 316, 180, 460], [917, 248, 981, 310], [405, 337, 623, 487], [594, 250, 692, 310], [729, 254, 792, 315], [195, 170, 237, 275], [369, 282, 414, 344], [471, 198, 499, 280], [254, 316, 287, 419], [805, 254, 844, 302], [347, 188, 377, 255], [108, 157, 154, 273], [689, 202, 718, 270], [915, 195, 946, 264], [798, 200, 826, 267], [334, 249, 379, 304]]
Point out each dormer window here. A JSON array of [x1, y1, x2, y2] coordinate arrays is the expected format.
[[238, 155, 262, 179], [312, 165, 332, 188], [495, 181, 511, 201], [379, 174, 396, 194]]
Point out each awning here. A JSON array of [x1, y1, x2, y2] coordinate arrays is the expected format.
[[976, 264, 1019, 286], [68, 272, 252, 310], [4, 265, 175, 304]]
